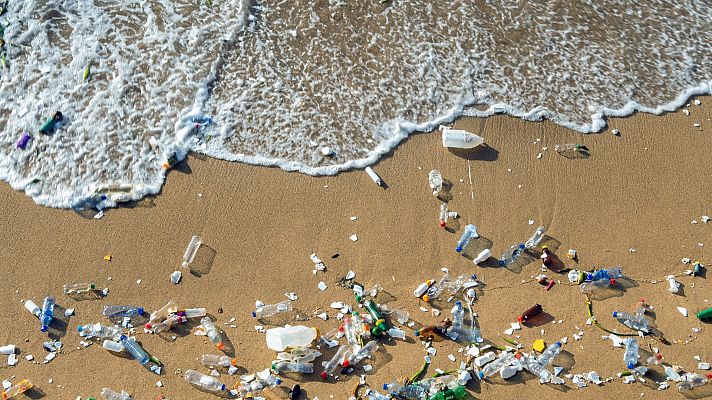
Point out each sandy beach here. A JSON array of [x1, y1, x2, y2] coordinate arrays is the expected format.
[[1, 97, 711, 399]]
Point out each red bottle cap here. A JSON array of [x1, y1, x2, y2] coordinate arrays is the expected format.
[[320, 372, 328, 380], [342, 360, 350, 368], [517, 316, 524, 323], [439, 221, 446, 227], [610, 278, 617, 286]]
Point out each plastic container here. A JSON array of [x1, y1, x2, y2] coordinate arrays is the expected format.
[[0, 345, 16, 355], [102, 340, 125, 353], [103, 305, 144, 318], [99, 388, 131, 400], [428, 170, 443, 196], [265, 325, 318, 351], [185, 369, 226, 391], [181, 235, 202, 268], [200, 317, 225, 351], [623, 338, 638, 369], [455, 224, 479, 252], [63, 282, 96, 295], [200, 354, 237, 367], [474, 249, 491, 264], [253, 300, 292, 318], [23, 300, 41, 318], [387, 327, 406, 340], [667, 276, 680, 293], [39, 296, 55, 332], [474, 352, 495, 367], [517, 304, 543, 324], [119, 335, 150, 365], [2, 379, 33, 399], [441, 127, 484, 149]]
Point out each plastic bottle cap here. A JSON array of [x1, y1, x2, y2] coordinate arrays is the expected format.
[[439, 221, 446, 227], [456, 246, 463, 252], [145, 323, 152, 329], [478, 371, 484, 379], [455, 301, 462, 307], [342, 360, 350, 367], [555, 341, 562, 347], [251, 311, 257, 317], [321, 371, 328, 380], [610, 278, 617, 285], [612, 311, 618, 318], [137, 307, 144, 315], [627, 362, 635, 369], [518, 244, 525, 249], [77, 326, 83, 332], [41, 325, 48, 332], [220, 384, 226, 391], [517, 316, 524, 323], [414, 330, 420, 337], [422, 295, 429, 302], [382, 384, 388, 390], [216, 343, 225, 351]]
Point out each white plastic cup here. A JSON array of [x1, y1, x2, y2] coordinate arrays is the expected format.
[[474, 249, 492, 264], [441, 127, 484, 149], [0, 345, 16, 355]]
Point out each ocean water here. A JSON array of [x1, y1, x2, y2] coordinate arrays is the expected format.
[[0, 0, 710, 208]]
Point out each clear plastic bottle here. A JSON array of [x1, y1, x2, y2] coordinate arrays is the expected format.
[[665, 365, 681, 381], [119, 335, 150, 365], [555, 144, 588, 153], [524, 354, 554, 383], [449, 301, 465, 340], [147, 314, 186, 333], [252, 300, 292, 318], [100, 388, 132, 400], [441, 127, 484, 149], [271, 360, 314, 374], [383, 382, 426, 398], [439, 204, 449, 228], [1, 379, 33, 399], [538, 342, 562, 366], [321, 345, 350, 379], [455, 224, 479, 252], [341, 316, 360, 348], [613, 310, 649, 331], [426, 273, 451, 301], [346, 341, 378, 366], [352, 312, 369, 340], [39, 296, 55, 332], [201, 354, 237, 367], [200, 317, 225, 351], [677, 373, 708, 391], [103, 305, 144, 318], [78, 323, 123, 340], [181, 235, 202, 268], [499, 244, 525, 266], [587, 267, 623, 281], [180, 307, 206, 319], [63, 282, 96, 295], [148, 300, 177, 326], [365, 389, 390, 400], [524, 227, 545, 249], [380, 305, 410, 325], [428, 170, 443, 196], [184, 369, 226, 391], [387, 327, 406, 339], [102, 340, 125, 353], [623, 338, 639, 369], [478, 352, 516, 379]]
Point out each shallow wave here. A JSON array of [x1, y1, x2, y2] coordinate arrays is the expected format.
[[0, 0, 709, 208]]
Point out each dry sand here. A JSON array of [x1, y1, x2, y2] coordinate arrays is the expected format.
[[1, 97, 711, 399]]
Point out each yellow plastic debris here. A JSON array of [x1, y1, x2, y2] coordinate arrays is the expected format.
[[532, 339, 546, 353], [103, 255, 112, 261]]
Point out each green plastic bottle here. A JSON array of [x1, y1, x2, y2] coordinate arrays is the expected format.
[[428, 385, 467, 400], [364, 300, 388, 336], [696, 307, 712, 320]]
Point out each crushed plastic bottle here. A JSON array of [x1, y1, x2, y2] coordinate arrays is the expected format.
[[78, 323, 123, 340], [321, 345, 350, 379], [120, 335, 150, 365], [586, 267, 623, 282], [146, 314, 186, 333], [380, 304, 410, 325], [524, 227, 546, 249], [181, 235, 202, 269], [499, 243, 526, 266], [180, 307, 207, 319], [1, 379, 33, 399], [103, 305, 144, 318], [623, 338, 639, 369], [613, 310, 649, 332], [39, 296, 55, 332], [63, 282, 96, 295], [538, 342, 562, 366], [554, 143, 589, 154], [345, 341, 378, 366], [185, 369, 226, 391], [148, 300, 178, 326], [478, 352, 516, 379], [455, 224, 479, 252], [253, 300, 292, 318], [428, 170, 443, 196], [100, 388, 132, 400], [677, 373, 708, 391], [200, 317, 225, 351], [201, 354, 237, 368], [383, 382, 427, 399]]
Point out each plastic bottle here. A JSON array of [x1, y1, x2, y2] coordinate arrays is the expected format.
[[538, 342, 562, 366], [586, 267, 623, 282], [441, 127, 484, 149], [664, 365, 681, 381], [201, 354, 237, 368], [623, 338, 639, 369], [499, 244, 525, 266], [185, 369, 226, 391], [414, 280, 434, 298], [102, 340, 125, 353], [612, 310, 649, 331], [346, 341, 378, 366], [119, 336, 150, 365], [23, 300, 41, 318], [181, 235, 202, 268], [428, 385, 467, 400], [78, 323, 122, 340], [426, 273, 451, 301], [478, 352, 516, 378], [523, 354, 554, 383], [364, 300, 388, 336], [455, 224, 479, 252], [517, 304, 543, 324], [2, 379, 33, 399], [449, 301, 465, 340], [103, 305, 144, 318], [341, 316, 360, 348], [438, 204, 449, 227], [271, 360, 313, 374], [383, 382, 427, 398], [252, 300, 292, 318], [387, 327, 406, 340], [265, 325, 318, 351], [696, 307, 712, 320], [667, 276, 680, 293], [63, 282, 95, 295], [99, 387, 132, 400], [39, 296, 55, 332], [365, 389, 390, 400], [428, 170, 443, 196], [148, 300, 178, 326], [200, 317, 225, 351], [0, 345, 16, 355], [321, 345, 350, 379], [580, 278, 615, 293], [555, 143, 588, 153], [380, 305, 410, 325], [180, 307, 207, 319], [677, 373, 708, 391], [365, 166, 382, 186], [524, 227, 545, 249], [474, 248, 491, 264], [146, 314, 186, 333], [352, 311, 369, 338], [541, 246, 553, 267]]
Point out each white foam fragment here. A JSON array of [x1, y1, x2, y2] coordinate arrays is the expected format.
[[349, 234, 358, 242], [170, 270, 182, 284], [345, 271, 356, 280], [678, 307, 688, 317], [7, 353, 17, 366], [317, 281, 328, 291]]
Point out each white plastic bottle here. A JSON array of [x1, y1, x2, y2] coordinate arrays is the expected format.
[[441, 126, 484, 149], [201, 354, 237, 367], [184, 369, 226, 391], [428, 170, 443, 196]]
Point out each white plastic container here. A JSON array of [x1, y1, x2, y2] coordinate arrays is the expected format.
[[265, 325, 318, 351], [0, 344, 16, 355], [102, 340, 125, 353], [667, 276, 680, 294], [441, 126, 484, 149], [474, 249, 492, 264]]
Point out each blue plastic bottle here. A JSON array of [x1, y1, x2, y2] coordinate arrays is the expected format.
[[40, 296, 55, 332]]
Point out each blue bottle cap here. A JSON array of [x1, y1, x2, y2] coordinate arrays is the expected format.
[[137, 307, 144, 315], [518, 243, 525, 249], [455, 301, 462, 307], [612, 311, 618, 318], [220, 384, 226, 390], [275, 378, 282, 385], [414, 330, 420, 337], [456, 246, 463, 253], [40, 325, 48, 332], [251, 311, 257, 317], [77, 325, 83, 332], [478, 371, 484, 379], [555, 341, 562, 347], [383, 383, 388, 390], [627, 362, 635, 369]]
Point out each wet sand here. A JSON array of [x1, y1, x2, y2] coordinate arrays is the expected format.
[[0, 97, 711, 399]]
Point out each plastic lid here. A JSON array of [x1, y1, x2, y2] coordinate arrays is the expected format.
[[518, 243, 525, 249], [610, 278, 617, 285], [422, 295, 429, 302], [342, 360, 350, 368], [89, 283, 96, 289], [478, 371, 484, 379], [455, 301, 462, 307], [321, 371, 328, 380], [555, 341, 562, 347], [275, 378, 282, 385], [77, 325, 83, 332], [382, 383, 388, 390], [40, 325, 48, 332], [220, 384, 226, 391], [439, 221, 446, 227]]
